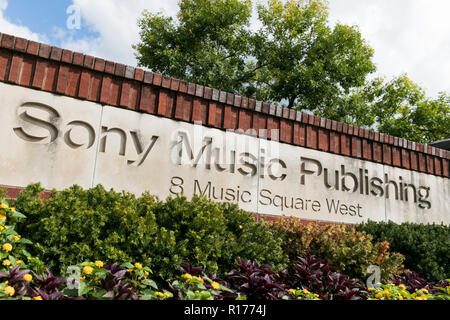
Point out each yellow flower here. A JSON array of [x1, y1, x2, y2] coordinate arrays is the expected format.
[[2, 243, 12, 252], [11, 208, 16, 213], [0, 215, 6, 221], [302, 289, 310, 295], [0, 225, 4, 231], [289, 288, 296, 294], [94, 260, 104, 268], [2, 259, 11, 266], [382, 289, 390, 298], [155, 291, 164, 297], [211, 281, 220, 290], [195, 277, 204, 284], [399, 284, 406, 290], [368, 287, 375, 291], [82, 266, 93, 275], [134, 262, 143, 270], [375, 292, 383, 299], [398, 295, 403, 300], [13, 236, 20, 241], [420, 288, 429, 294], [15, 260, 22, 265], [5, 286, 14, 297], [23, 274, 33, 282], [144, 271, 149, 276], [0, 203, 8, 209], [33, 296, 43, 300], [80, 276, 86, 280], [183, 273, 192, 280]]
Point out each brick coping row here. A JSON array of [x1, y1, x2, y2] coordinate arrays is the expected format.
[[0, 32, 449, 178]]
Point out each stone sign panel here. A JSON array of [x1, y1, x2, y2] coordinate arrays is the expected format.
[[1, 82, 449, 225]]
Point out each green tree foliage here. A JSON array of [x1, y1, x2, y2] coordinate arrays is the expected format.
[[13, 184, 287, 280], [356, 221, 450, 282], [135, 0, 449, 143]]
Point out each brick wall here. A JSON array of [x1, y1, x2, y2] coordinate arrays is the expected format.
[[0, 32, 449, 180]]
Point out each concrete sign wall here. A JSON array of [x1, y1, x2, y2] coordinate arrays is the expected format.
[[1, 82, 449, 225]]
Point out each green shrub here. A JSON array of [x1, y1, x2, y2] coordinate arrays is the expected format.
[[270, 217, 405, 282], [356, 221, 450, 282], [13, 183, 287, 280]]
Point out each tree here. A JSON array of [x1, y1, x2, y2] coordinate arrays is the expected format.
[[134, 0, 375, 110], [134, 0, 449, 144]]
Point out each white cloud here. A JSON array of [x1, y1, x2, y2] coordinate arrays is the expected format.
[[62, 0, 179, 66], [0, 0, 43, 41], [327, 0, 450, 97]]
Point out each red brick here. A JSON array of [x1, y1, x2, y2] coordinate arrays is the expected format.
[[392, 147, 401, 167], [0, 50, 11, 81], [104, 61, 115, 74], [373, 142, 382, 163], [14, 37, 28, 52], [134, 68, 144, 82], [19, 56, 34, 86], [78, 71, 91, 99], [329, 131, 337, 153], [306, 126, 317, 149], [337, 122, 343, 132], [66, 67, 81, 97], [42, 62, 58, 92], [238, 109, 252, 132], [195, 84, 204, 98], [87, 73, 101, 102], [31, 59, 47, 89], [434, 158, 442, 176], [170, 78, 180, 91], [175, 94, 192, 121], [157, 89, 174, 117], [213, 103, 224, 128], [248, 99, 256, 110], [1, 34, 14, 49], [362, 139, 372, 160], [410, 151, 418, 171], [120, 81, 140, 110], [426, 155, 434, 174], [179, 81, 188, 93], [62, 50, 73, 63], [257, 114, 268, 138], [351, 137, 362, 158], [234, 95, 242, 108], [50, 47, 63, 61], [192, 97, 208, 124], [162, 76, 171, 89], [93, 58, 105, 72], [241, 97, 249, 109], [313, 116, 320, 127], [418, 153, 426, 172], [153, 73, 162, 86], [8, 54, 23, 84], [280, 119, 293, 143], [38, 43, 51, 59], [318, 128, 328, 151], [401, 149, 410, 170], [73, 52, 84, 66], [383, 145, 392, 165], [56, 65, 70, 94], [81, 55, 93, 68], [114, 63, 126, 77], [267, 117, 280, 140], [26, 41, 39, 55], [293, 123, 306, 147], [340, 134, 351, 156], [203, 86, 212, 100], [224, 105, 238, 130], [442, 159, 449, 177]]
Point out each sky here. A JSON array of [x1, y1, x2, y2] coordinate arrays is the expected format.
[[1, 0, 449, 97]]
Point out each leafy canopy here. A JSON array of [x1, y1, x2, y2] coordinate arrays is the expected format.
[[134, 0, 449, 143]]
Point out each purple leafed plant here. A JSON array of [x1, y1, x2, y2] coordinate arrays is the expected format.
[[227, 260, 288, 300], [287, 255, 367, 300]]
